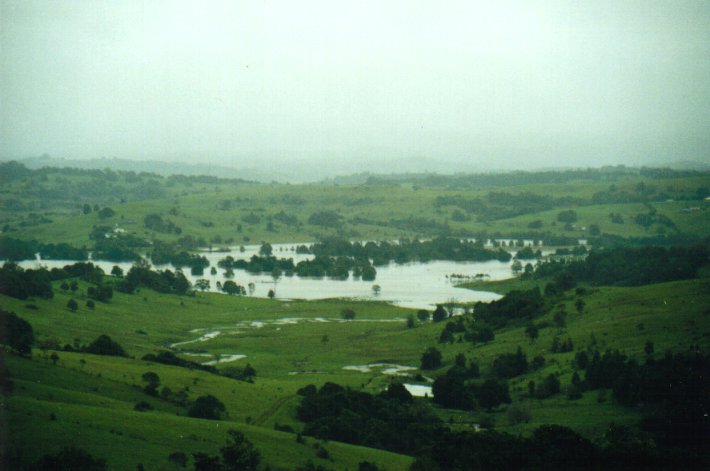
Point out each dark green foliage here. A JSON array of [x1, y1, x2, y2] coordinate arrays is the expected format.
[[221, 280, 246, 296], [432, 366, 474, 410], [308, 210, 343, 228], [188, 395, 226, 420], [144, 213, 180, 234], [308, 236, 511, 264], [536, 374, 561, 399], [557, 210, 578, 223], [167, 452, 187, 468], [192, 453, 222, 471], [478, 379, 511, 410], [97, 207, 115, 219], [492, 347, 528, 379], [340, 308, 356, 320], [473, 288, 543, 329], [84, 334, 127, 357], [220, 429, 261, 471], [134, 400, 154, 412], [563, 245, 709, 287], [32, 445, 107, 470], [87, 284, 113, 303], [0, 263, 53, 300], [296, 382, 443, 454], [432, 304, 449, 322], [150, 240, 208, 269], [0, 310, 34, 355], [141, 372, 160, 396], [118, 264, 191, 295], [380, 382, 413, 403], [67, 299, 78, 312], [0, 236, 38, 260], [420, 347, 442, 370]]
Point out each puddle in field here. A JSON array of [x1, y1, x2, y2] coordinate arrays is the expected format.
[[202, 354, 246, 365], [403, 384, 432, 397], [170, 330, 221, 348], [342, 363, 417, 376]]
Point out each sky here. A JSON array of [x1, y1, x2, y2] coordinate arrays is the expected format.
[[1, 0, 709, 174]]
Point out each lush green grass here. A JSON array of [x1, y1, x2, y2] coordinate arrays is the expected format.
[[3, 168, 709, 248]]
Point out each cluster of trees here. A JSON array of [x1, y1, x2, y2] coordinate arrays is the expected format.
[[219, 254, 294, 274], [0, 263, 53, 300], [0, 310, 34, 355], [535, 245, 709, 287], [150, 240, 209, 271], [190, 429, 261, 471], [294, 255, 376, 280], [305, 236, 511, 265], [116, 263, 191, 295], [435, 192, 582, 222], [83, 334, 128, 357], [144, 213, 181, 234], [297, 382, 444, 454], [473, 288, 544, 330], [0, 236, 89, 261]]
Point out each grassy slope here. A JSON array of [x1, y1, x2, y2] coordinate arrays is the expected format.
[[4, 173, 709, 247], [3, 275, 710, 468]]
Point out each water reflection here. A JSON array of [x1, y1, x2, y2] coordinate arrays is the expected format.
[[14, 243, 514, 310]]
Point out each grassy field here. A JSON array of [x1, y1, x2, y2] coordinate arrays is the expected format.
[[3, 273, 710, 468], [2, 166, 709, 248]]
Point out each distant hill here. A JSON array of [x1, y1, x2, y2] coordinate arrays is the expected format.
[[15, 155, 288, 183]]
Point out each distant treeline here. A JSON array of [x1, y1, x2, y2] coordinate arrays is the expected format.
[[303, 236, 512, 265], [0, 236, 88, 261], [365, 166, 709, 188]]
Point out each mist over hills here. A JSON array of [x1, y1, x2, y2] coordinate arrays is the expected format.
[[10, 154, 709, 184]]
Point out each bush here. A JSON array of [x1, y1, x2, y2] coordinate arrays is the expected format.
[[84, 334, 127, 357], [188, 395, 226, 420]]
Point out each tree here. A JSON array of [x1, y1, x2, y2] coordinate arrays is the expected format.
[[195, 279, 211, 291], [221, 280, 245, 296], [511, 259, 523, 275], [420, 347, 442, 370], [267, 289, 275, 299], [111, 265, 123, 277], [82, 203, 92, 214], [220, 429, 261, 471], [575, 299, 585, 314], [0, 310, 34, 355], [478, 379, 511, 411], [67, 299, 79, 312], [525, 324, 539, 343], [417, 309, 429, 322], [188, 394, 226, 420], [50, 352, 59, 365], [86, 299, 95, 309], [193, 453, 222, 471], [84, 334, 127, 357], [372, 284, 381, 296], [141, 371, 160, 396], [432, 305, 448, 322], [406, 314, 416, 328], [341, 308, 356, 320]]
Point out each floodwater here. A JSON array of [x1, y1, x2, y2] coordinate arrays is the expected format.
[[10, 242, 526, 309]]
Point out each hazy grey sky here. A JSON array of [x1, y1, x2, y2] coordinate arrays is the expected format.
[[1, 0, 709, 171]]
